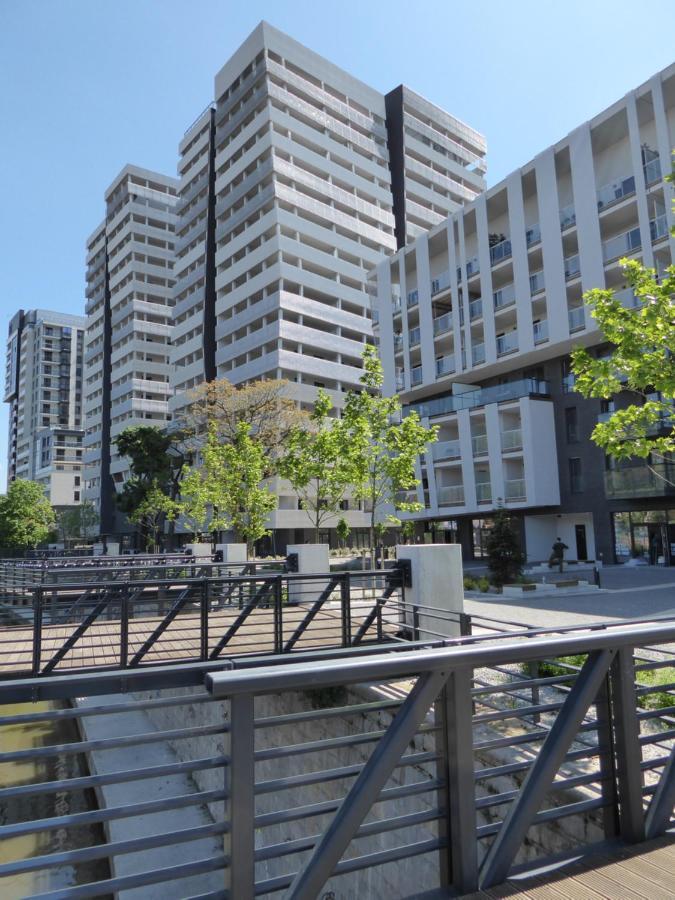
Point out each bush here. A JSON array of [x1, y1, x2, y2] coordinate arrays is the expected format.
[[477, 576, 490, 593], [463, 575, 477, 591]]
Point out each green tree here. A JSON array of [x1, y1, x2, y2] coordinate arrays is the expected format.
[[571, 160, 675, 477], [340, 345, 438, 559], [127, 483, 178, 552], [278, 390, 353, 542], [0, 480, 56, 549], [336, 517, 351, 551], [485, 507, 524, 587], [400, 519, 416, 545]]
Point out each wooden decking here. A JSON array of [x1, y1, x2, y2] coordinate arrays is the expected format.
[[462, 833, 675, 899], [0, 600, 392, 675]]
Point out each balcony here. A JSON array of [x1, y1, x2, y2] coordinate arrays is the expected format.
[[504, 477, 526, 500], [409, 326, 421, 347], [493, 283, 516, 311], [559, 204, 576, 230], [392, 291, 402, 314], [472, 433, 488, 456], [644, 156, 662, 186], [603, 226, 641, 262], [615, 287, 639, 309], [433, 312, 453, 335], [501, 428, 523, 452], [411, 366, 423, 386], [564, 253, 581, 279], [407, 289, 419, 308], [431, 270, 451, 295], [496, 331, 519, 356], [605, 462, 675, 499], [469, 298, 483, 320], [432, 440, 461, 461], [525, 223, 541, 247], [393, 333, 403, 350], [529, 270, 545, 294], [395, 370, 405, 391], [435, 356, 455, 378], [650, 213, 668, 242], [476, 481, 492, 502], [490, 238, 512, 266], [597, 174, 635, 210], [458, 256, 480, 280], [533, 320, 549, 344], [408, 377, 551, 420], [568, 306, 585, 332], [471, 342, 485, 366], [437, 484, 464, 505]]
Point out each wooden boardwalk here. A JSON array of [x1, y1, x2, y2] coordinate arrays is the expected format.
[[461, 833, 675, 899], [0, 600, 393, 676]]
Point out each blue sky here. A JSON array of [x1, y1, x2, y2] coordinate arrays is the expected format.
[[1, 0, 674, 488]]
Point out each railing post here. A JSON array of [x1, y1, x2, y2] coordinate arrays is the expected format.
[[274, 576, 283, 654], [436, 669, 478, 894], [32, 587, 43, 676], [226, 693, 255, 899], [595, 673, 619, 839], [120, 588, 129, 669], [609, 646, 645, 842], [340, 573, 351, 647], [201, 578, 209, 661]]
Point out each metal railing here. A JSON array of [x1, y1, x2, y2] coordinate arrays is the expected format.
[[1, 608, 675, 896], [597, 174, 635, 210], [437, 484, 464, 505], [433, 311, 453, 335], [432, 439, 461, 461], [568, 306, 586, 332], [469, 297, 483, 320]]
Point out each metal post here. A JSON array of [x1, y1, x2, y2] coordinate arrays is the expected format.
[[595, 674, 619, 839], [32, 588, 43, 676], [340, 573, 351, 648], [201, 579, 209, 661], [120, 589, 129, 669], [226, 694, 255, 899], [274, 576, 283, 654], [609, 647, 645, 842]]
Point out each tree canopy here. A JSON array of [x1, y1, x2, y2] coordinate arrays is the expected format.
[[0, 480, 56, 549]]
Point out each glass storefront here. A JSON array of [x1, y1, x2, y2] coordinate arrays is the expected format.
[[613, 510, 675, 564]]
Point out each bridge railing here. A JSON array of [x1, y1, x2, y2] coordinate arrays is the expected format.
[[0, 619, 674, 897]]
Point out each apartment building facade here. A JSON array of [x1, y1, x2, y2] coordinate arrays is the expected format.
[[169, 21, 486, 548], [83, 165, 178, 534], [4, 308, 86, 507], [372, 63, 675, 565]]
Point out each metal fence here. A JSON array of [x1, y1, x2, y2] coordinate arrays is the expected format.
[[0, 618, 674, 897]]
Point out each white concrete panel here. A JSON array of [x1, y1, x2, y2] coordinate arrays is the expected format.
[[415, 234, 435, 384], [626, 93, 654, 268], [569, 124, 605, 292], [534, 148, 569, 342], [506, 172, 534, 354], [475, 196, 497, 365]]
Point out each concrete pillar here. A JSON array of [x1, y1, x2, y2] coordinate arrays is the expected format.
[[186, 543, 212, 558], [216, 543, 247, 563], [396, 544, 464, 640], [287, 543, 330, 604]]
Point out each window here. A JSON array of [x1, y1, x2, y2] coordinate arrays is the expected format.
[[74, 491, 80, 501], [565, 407, 578, 442], [561, 358, 575, 394], [569, 458, 583, 493]]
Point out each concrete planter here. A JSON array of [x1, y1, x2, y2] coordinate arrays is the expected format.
[[215, 543, 247, 564], [186, 543, 212, 558]]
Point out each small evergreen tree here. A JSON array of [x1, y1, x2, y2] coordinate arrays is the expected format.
[[336, 517, 350, 551], [485, 508, 524, 587]]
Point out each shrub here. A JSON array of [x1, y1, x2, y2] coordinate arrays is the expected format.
[[485, 508, 524, 587], [463, 575, 477, 591], [477, 576, 490, 593]]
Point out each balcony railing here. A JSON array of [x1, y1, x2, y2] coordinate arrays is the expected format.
[[490, 238, 512, 266], [407, 289, 419, 308], [529, 270, 545, 294], [650, 213, 668, 242], [433, 311, 453, 335], [409, 326, 421, 347], [525, 223, 541, 246], [501, 427, 523, 451], [602, 226, 641, 262], [615, 287, 639, 309], [504, 477, 526, 499], [436, 356, 455, 377], [568, 306, 585, 332], [597, 174, 635, 210], [472, 434, 488, 456], [475, 480, 492, 502], [644, 156, 662, 185], [469, 298, 483, 320], [496, 330, 519, 356], [564, 253, 581, 278], [431, 270, 451, 295], [458, 256, 480, 280], [559, 203, 576, 230], [432, 439, 461, 461], [411, 366, 423, 386], [493, 283, 516, 310], [605, 462, 675, 498], [394, 333, 403, 350], [437, 483, 464, 505], [409, 377, 551, 420], [396, 372, 405, 391], [533, 320, 549, 344], [471, 342, 486, 365], [392, 291, 402, 313]]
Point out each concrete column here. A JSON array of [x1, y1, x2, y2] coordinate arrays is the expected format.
[[287, 543, 330, 604], [216, 543, 247, 563], [626, 93, 655, 268], [475, 195, 497, 366], [506, 171, 534, 354], [416, 234, 435, 384], [377, 259, 396, 395], [186, 543, 212, 558], [396, 543, 464, 639], [535, 148, 568, 342], [650, 75, 675, 261]]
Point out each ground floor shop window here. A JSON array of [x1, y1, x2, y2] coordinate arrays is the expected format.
[[613, 510, 675, 564], [472, 517, 495, 558]]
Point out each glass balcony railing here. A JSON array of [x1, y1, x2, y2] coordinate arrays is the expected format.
[[496, 331, 519, 356], [432, 439, 461, 461], [472, 434, 488, 456], [476, 482, 492, 502], [392, 291, 402, 313], [504, 478, 526, 500], [564, 253, 581, 279], [560, 204, 576, 230], [469, 298, 483, 320], [650, 213, 668, 242], [644, 157, 662, 186], [471, 342, 486, 366], [408, 377, 551, 420], [615, 287, 639, 309], [501, 428, 523, 451], [435, 356, 455, 377], [407, 289, 419, 308], [433, 312, 453, 335], [568, 306, 585, 331], [605, 463, 675, 499], [602, 226, 641, 262], [529, 270, 545, 294], [525, 223, 541, 246], [395, 370, 405, 391], [411, 366, 423, 386], [458, 256, 480, 281], [533, 320, 549, 344], [493, 283, 516, 310], [393, 333, 403, 350], [437, 484, 464, 505], [409, 326, 421, 346], [431, 270, 451, 295], [372, 309, 379, 325], [490, 238, 512, 266], [597, 174, 635, 210]]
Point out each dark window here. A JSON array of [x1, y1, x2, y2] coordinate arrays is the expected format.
[[561, 358, 575, 393], [565, 407, 579, 442], [569, 458, 583, 493], [600, 399, 615, 414]]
